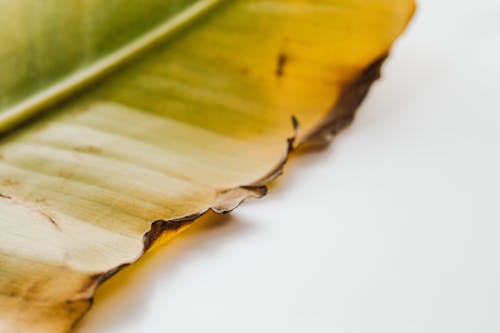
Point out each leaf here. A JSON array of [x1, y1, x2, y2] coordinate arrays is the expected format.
[[0, 1, 415, 332]]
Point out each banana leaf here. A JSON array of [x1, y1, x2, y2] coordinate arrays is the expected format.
[[0, 1, 415, 332]]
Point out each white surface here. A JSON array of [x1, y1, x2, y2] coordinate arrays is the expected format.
[[77, 1, 500, 332]]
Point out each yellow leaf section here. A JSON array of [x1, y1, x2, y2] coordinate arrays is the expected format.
[[0, 1, 414, 332]]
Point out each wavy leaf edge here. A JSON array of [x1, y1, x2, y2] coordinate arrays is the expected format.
[[69, 52, 389, 331]]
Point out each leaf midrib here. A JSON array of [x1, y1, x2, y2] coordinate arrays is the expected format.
[[0, 0, 221, 135]]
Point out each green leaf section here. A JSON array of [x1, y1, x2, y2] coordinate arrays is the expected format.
[[0, 0, 219, 132]]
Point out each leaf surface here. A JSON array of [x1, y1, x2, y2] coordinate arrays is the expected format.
[[0, 1, 414, 332]]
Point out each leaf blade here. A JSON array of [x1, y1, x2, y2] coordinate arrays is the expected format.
[[0, 1, 415, 332]]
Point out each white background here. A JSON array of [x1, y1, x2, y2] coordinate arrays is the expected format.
[[78, 1, 500, 332]]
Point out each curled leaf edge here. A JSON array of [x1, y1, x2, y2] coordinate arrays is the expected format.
[[67, 53, 389, 332]]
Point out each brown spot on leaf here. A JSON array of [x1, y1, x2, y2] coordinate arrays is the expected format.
[[0, 193, 12, 200], [39, 211, 62, 230], [275, 53, 288, 77], [74, 145, 102, 154], [58, 170, 74, 179], [35, 197, 48, 204], [1, 179, 20, 187], [239, 67, 249, 75]]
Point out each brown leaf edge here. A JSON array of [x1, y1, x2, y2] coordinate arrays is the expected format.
[[66, 53, 388, 332]]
